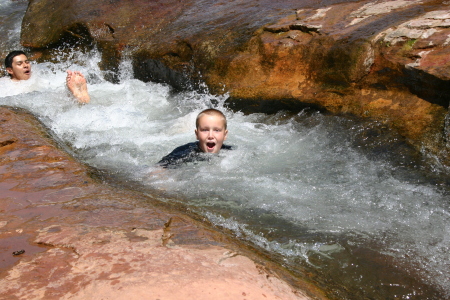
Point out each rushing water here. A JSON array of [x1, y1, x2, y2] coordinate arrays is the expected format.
[[1, 1, 450, 299]]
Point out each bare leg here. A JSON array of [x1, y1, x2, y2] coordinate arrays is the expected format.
[[66, 70, 90, 104]]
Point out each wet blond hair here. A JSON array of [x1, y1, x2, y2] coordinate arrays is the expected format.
[[195, 108, 227, 129]]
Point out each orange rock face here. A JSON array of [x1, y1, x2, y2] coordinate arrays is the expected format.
[[0, 107, 320, 299], [19, 0, 450, 163]]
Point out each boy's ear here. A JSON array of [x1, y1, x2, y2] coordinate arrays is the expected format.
[[6, 67, 13, 76], [224, 129, 228, 140], [195, 129, 199, 140]]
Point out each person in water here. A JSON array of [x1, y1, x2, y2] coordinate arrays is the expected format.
[[158, 108, 231, 168], [4, 50, 90, 104]]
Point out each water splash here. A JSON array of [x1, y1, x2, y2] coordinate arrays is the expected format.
[[0, 2, 448, 296]]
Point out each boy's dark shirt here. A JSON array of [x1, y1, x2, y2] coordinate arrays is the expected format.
[[158, 142, 232, 168]]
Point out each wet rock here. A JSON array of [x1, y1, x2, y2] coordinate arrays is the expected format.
[[0, 106, 320, 299], [20, 0, 450, 164]]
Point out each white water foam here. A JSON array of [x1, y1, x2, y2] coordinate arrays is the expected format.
[[1, 47, 449, 300]]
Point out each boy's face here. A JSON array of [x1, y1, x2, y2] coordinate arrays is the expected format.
[[7, 54, 31, 81], [195, 114, 228, 153]]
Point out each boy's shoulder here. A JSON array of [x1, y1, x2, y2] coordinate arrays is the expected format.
[[167, 142, 200, 156], [158, 142, 233, 168], [157, 142, 200, 168]]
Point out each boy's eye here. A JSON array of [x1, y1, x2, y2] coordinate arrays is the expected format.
[[199, 128, 222, 132]]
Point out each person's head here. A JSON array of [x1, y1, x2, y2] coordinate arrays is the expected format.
[[195, 108, 228, 153], [5, 50, 31, 81]]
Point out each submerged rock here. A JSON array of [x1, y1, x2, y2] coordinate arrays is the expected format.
[[20, 0, 450, 165]]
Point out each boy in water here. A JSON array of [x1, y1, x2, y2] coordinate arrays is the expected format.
[[158, 108, 231, 168], [4, 50, 90, 104]]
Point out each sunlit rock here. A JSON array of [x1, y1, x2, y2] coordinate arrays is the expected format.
[[20, 0, 450, 163], [348, 0, 422, 26], [0, 107, 317, 300]]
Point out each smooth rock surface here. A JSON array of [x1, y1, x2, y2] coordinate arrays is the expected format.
[[0, 107, 320, 300]]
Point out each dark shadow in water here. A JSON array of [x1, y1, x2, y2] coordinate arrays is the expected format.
[[225, 97, 328, 115], [170, 187, 444, 300]]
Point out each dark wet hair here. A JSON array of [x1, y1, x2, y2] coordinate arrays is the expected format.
[[196, 108, 227, 129], [5, 50, 27, 69]]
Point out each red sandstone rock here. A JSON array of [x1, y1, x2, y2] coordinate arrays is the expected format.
[[18, 0, 450, 163], [0, 107, 320, 299]]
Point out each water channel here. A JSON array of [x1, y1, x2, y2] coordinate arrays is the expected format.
[[1, 1, 449, 299]]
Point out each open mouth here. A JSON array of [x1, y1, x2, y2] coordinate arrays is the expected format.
[[206, 142, 216, 150]]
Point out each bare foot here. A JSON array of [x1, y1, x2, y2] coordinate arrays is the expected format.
[[66, 70, 90, 104]]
